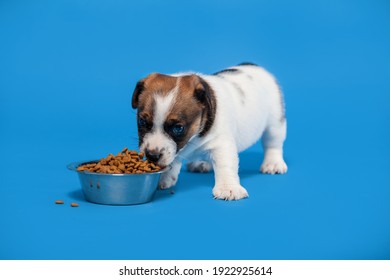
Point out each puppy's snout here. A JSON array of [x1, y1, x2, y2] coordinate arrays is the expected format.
[[145, 148, 162, 163]]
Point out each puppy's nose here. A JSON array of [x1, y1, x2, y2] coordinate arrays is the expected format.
[[145, 149, 162, 163]]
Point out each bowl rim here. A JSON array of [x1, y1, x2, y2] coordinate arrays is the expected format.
[[67, 160, 171, 176]]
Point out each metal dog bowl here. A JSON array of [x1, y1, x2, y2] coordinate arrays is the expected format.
[[67, 160, 169, 205]]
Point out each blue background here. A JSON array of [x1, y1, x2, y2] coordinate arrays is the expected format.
[[0, 0, 389, 260]]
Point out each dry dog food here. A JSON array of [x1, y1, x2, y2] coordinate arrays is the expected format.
[[77, 148, 161, 174], [70, 202, 79, 207], [55, 200, 64, 204]]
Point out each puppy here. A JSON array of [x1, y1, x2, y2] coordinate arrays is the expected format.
[[131, 62, 287, 200]]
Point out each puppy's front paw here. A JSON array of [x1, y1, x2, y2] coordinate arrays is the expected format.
[[186, 161, 213, 173], [212, 184, 249, 201], [158, 173, 177, 189], [260, 158, 288, 174]]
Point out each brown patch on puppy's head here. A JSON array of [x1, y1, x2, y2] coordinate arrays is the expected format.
[[165, 75, 217, 150], [165, 75, 204, 151], [131, 73, 177, 110]]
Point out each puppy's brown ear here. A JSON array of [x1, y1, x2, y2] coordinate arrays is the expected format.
[[194, 77, 217, 137], [131, 80, 145, 109]]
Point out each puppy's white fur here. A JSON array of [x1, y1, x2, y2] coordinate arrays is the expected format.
[[140, 65, 287, 200], [140, 90, 178, 167]]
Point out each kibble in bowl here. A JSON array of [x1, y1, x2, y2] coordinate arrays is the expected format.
[[68, 148, 169, 205], [77, 148, 161, 174]]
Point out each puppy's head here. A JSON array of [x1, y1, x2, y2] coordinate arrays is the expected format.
[[131, 73, 216, 167]]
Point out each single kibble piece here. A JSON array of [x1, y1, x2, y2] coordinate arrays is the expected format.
[[70, 202, 79, 207], [76, 148, 162, 174], [55, 200, 64, 204]]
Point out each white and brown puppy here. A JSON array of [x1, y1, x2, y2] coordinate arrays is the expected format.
[[131, 63, 287, 200]]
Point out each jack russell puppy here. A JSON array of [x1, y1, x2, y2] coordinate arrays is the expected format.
[[131, 62, 287, 200]]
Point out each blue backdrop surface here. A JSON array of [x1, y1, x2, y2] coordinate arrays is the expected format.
[[0, 0, 389, 259]]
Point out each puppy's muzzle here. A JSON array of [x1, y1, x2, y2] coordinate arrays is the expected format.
[[145, 148, 162, 164]]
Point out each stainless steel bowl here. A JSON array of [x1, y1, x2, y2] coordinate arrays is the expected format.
[[67, 160, 169, 205]]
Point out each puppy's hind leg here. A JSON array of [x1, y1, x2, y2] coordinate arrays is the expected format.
[[260, 120, 288, 174], [186, 152, 213, 173], [187, 160, 213, 173]]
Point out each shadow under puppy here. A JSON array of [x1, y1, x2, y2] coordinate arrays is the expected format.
[[131, 63, 287, 200]]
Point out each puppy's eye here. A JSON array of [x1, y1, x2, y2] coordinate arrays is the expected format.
[[138, 118, 147, 127], [171, 124, 185, 136]]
